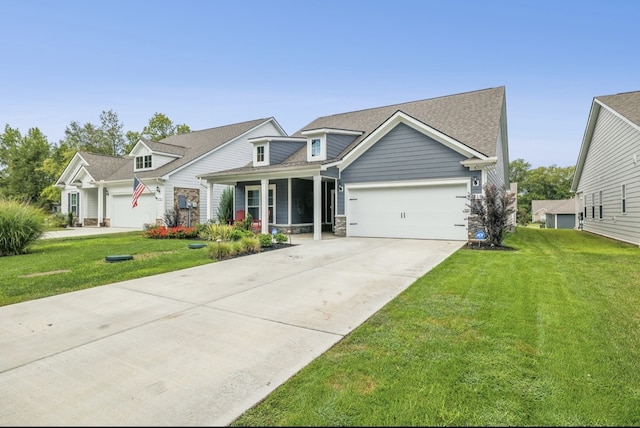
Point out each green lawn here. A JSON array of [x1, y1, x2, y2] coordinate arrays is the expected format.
[[231, 228, 640, 426], [3, 228, 639, 426], [0, 231, 214, 307]]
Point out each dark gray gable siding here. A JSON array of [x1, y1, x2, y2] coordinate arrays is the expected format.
[[327, 134, 358, 159], [336, 123, 474, 215], [270, 141, 305, 164], [341, 123, 471, 183], [322, 165, 339, 179]]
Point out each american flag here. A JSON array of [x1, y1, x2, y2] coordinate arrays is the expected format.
[[132, 176, 145, 208]]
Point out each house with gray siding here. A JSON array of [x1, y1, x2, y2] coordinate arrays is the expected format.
[[571, 90, 640, 246], [55, 118, 286, 229], [199, 87, 511, 241], [531, 199, 576, 229]]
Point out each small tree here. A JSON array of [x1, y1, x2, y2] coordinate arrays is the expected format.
[[468, 184, 516, 247], [217, 187, 234, 224]]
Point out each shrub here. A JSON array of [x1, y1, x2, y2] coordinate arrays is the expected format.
[[258, 233, 272, 248], [142, 225, 198, 239], [230, 227, 254, 241], [0, 200, 45, 256], [46, 213, 68, 228], [274, 232, 288, 244], [200, 223, 234, 241], [207, 240, 237, 260], [467, 184, 516, 246], [239, 236, 261, 253]]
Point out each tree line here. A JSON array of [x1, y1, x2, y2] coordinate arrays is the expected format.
[[0, 111, 190, 209], [0, 110, 575, 221]]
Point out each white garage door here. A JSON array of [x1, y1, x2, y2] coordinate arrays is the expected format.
[[111, 194, 157, 228], [347, 182, 468, 240]]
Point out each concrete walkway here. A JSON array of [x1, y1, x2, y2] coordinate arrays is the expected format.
[[0, 230, 464, 426]]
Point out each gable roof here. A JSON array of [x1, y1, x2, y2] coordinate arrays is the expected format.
[[532, 199, 575, 215], [58, 118, 281, 185], [136, 118, 280, 180], [294, 86, 504, 159], [595, 91, 640, 127], [571, 90, 640, 191], [201, 87, 506, 178]]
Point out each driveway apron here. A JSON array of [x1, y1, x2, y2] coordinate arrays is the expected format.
[[0, 236, 463, 426]]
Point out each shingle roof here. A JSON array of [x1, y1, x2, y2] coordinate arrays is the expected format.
[[135, 118, 273, 179], [72, 118, 275, 182], [205, 87, 506, 176], [531, 199, 575, 214], [596, 90, 640, 127], [293, 86, 505, 158], [77, 151, 130, 181]]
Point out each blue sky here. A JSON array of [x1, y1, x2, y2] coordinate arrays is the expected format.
[[0, 0, 637, 168]]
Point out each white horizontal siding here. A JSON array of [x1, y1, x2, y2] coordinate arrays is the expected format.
[[577, 108, 640, 245]]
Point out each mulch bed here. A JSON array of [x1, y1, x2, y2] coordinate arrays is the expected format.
[[464, 241, 516, 251]]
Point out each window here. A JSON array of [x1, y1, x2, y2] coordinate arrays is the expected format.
[[256, 146, 265, 163], [135, 155, 152, 169], [311, 138, 321, 157], [591, 193, 595, 219], [599, 190, 603, 219], [583, 194, 587, 220], [622, 184, 626, 214], [246, 185, 275, 222], [69, 192, 79, 215]]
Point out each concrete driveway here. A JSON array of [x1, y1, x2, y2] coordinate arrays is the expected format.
[[0, 233, 464, 426]]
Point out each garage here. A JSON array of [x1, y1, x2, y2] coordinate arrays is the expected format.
[[110, 194, 157, 228], [346, 181, 469, 240]]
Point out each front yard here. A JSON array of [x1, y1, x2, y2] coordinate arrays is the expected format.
[[232, 228, 640, 426]]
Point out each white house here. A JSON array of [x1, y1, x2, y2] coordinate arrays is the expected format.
[[56, 118, 286, 229]]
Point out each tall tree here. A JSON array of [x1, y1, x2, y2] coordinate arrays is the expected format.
[[99, 109, 125, 156], [123, 113, 191, 153], [0, 125, 52, 207], [509, 158, 575, 225]]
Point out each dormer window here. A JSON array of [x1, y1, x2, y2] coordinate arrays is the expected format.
[[256, 145, 265, 162], [305, 134, 326, 161], [135, 154, 152, 170], [311, 139, 321, 157]]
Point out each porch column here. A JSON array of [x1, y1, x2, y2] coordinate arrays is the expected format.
[[313, 175, 322, 240], [261, 178, 269, 234], [98, 183, 104, 227], [206, 181, 212, 222]]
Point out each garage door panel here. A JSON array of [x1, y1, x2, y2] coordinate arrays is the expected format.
[[111, 195, 156, 228], [347, 183, 467, 240]]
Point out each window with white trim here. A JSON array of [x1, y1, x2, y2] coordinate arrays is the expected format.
[[621, 184, 626, 214], [256, 145, 265, 163], [245, 185, 275, 222], [135, 154, 152, 170], [69, 192, 78, 214], [599, 190, 603, 220], [311, 138, 321, 157]]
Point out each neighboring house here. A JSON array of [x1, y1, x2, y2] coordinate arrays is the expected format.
[[531, 199, 576, 229], [55, 118, 286, 229], [571, 90, 640, 246], [199, 87, 510, 240]]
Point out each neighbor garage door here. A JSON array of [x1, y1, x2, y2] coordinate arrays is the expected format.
[[347, 182, 468, 240], [110, 194, 157, 228]]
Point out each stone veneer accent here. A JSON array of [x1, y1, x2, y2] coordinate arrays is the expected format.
[[173, 187, 200, 227], [334, 215, 346, 237]]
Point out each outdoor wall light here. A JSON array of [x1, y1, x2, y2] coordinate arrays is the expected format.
[[472, 176, 480, 187], [156, 186, 161, 194], [338, 184, 344, 192]]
